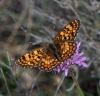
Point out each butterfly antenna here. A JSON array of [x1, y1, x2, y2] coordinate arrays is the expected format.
[[50, 26, 56, 42]]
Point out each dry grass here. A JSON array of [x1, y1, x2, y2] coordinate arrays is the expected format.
[[0, 0, 100, 96]]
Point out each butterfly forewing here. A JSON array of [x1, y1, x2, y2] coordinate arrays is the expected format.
[[54, 19, 80, 42], [17, 47, 46, 67]]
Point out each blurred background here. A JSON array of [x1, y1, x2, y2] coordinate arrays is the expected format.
[[0, 0, 100, 96]]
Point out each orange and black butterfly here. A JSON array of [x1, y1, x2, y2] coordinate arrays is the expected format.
[[17, 19, 80, 71]]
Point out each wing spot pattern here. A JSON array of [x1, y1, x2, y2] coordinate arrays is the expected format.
[[17, 19, 80, 71]]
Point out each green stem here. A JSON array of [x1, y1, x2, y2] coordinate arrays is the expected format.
[[69, 69, 84, 96]]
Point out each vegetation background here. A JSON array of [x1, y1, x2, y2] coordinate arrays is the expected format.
[[0, 0, 100, 96]]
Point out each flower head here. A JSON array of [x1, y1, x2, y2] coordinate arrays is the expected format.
[[53, 42, 88, 76]]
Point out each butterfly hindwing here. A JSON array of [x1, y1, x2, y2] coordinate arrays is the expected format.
[[54, 41, 76, 61], [39, 48, 61, 71]]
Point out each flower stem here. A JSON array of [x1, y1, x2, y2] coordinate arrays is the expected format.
[[69, 69, 84, 96]]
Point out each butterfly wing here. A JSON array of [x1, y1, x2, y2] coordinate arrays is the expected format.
[[54, 41, 76, 61], [17, 45, 61, 71], [52, 19, 80, 62], [17, 47, 46, 68], [54, 19, 80, 42], [38, 48, 61, 71]]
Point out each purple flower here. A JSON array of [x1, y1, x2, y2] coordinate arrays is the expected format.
[[53, 42, 88, 76]]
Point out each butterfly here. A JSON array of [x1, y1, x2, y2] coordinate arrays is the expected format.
[[17, 19, 80, 71]]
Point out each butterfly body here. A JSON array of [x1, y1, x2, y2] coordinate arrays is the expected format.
[[17, 19, 80, 71], [48, 43, 62, 61]]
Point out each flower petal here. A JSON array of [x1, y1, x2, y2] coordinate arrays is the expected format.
[[65, 69, 69, 76], [81, 62, 88, 67], [80, 57, 87, 61]]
